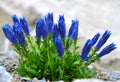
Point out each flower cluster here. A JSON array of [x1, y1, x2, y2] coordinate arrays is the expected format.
[[2, 13, 80, 57], [1, 12, 117, 81], [81, 30, 116, 63]]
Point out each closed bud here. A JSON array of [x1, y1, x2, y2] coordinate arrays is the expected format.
[[45, 12, 53, 33], [91, 33, 100, 46], [36, 18, 48, 39], [2, 24, 17, 44], [54, 37, 64, 57], [12, 14, 19, 24], [13, 23, 25, 46], [52, 24, 59, 39], [58, 15, 66, 38], [81, 39, 93, 61], [96, 30, 111, 50], [68, 20, 79, 39], [98, 43, 116, 57], [20, 16, 30, 35]]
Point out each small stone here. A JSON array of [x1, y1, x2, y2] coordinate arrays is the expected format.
[[102, 71, 120, 81], [72, 79, 105, 82], [21, 77, 32, 82], [40, 78, 46, 82], [0, 66, 12, 82], [32, 77, 39, 82]]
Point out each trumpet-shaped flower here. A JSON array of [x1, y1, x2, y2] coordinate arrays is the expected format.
[[58, 15, 66, 38], [12, 14, 19, 24], [2, 24, 17, 44], [54, 37, 64, 57], [36, 18, 48, 39], [20, 16, 30, 35], [52, 24, 59, 39], [68, 20, 79, 39], [98, 43, 116, 57], [91, 33, 100, 46], [96, 30, 111, 50], [13, 23, 25, 46], [36, 19, 42, 38], [45, 12, 53, 33], [81, 39, 93, 60]]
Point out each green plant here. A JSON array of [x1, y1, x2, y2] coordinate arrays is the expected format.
[[2, 13, 116, 81]]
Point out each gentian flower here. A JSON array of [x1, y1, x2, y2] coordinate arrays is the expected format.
[[68, 19, 79, 39], [81, 39, 93, 61], [54, 37, 64, 57], [20, 16, 30, 35], [98, 43, 116, 57], [45, 12, 53, 33], [91, 33, 100, 46], [12, 14, 19, 24], [2, 24, 17, 44], [96, 30, 111, 50], [52, 24, 59, 39], [58, 15, 66, 38], [36, 19, 42, 38], [35, 18, 48, 39], [13, 23, 25, 46]]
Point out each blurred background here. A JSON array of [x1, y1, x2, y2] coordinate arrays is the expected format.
[[0, 0, 120, 69]]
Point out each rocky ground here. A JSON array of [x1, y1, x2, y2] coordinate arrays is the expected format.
[[0, 0, 120, 82], [0, 52, 120, 82]]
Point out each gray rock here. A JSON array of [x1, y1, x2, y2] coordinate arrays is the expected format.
[[103, 71, 120, 81], [20, 77, 32, 82], [0, 66, 12, 82], [40, 78, 46, 82], [72, 79, 106, 82], [32, 78, 39, 82]]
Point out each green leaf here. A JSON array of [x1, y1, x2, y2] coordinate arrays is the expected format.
[[25, 66, 38, 75]]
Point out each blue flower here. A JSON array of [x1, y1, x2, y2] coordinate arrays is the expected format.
[[12, 14, 19, 24], [91, 33, 100, 46], [13, 23, 25, 46], [36, 19, 42, 38], [98, 43, 116, 57], [68, 20, 79, 39], [35, 18, 48, 39], [58, 15, 66, 38], [96, 30, 111, 50], [81, 39, 93, 61], [2, 24, 17, 44], [52, 24, 59, 39], [54, 37, 64, 57], [20, 16, 30, 35], [45, 12, 53, 33]]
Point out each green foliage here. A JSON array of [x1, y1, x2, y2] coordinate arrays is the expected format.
[[14, 34, 97, 81]]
